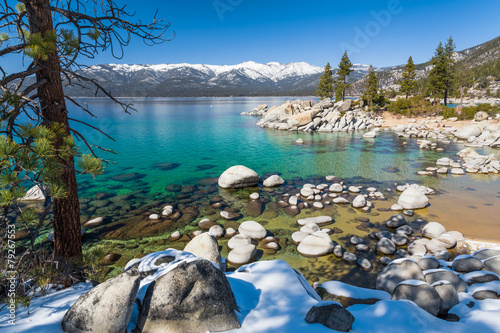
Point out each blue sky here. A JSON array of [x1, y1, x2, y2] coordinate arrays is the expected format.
[[4, 0, 500, 70]]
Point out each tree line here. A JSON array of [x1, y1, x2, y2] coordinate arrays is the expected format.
[[317, 36, 493, 111]]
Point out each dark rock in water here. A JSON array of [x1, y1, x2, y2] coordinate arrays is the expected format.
[[99, 253, 121, 265], [385, 214, 407, 228], [137, 260, 240, 333], [62, 268, 140, 333], [181, 185, 197, 193], [283, 205, 300, 217], [383, 167, 400, 174], [243, 200, 264, 217], [333, 227, 344, 234], [164, 184, 182, 192], [220, 210, 241, 220], [155, 162, 181, 171], [355, 217, 370, 223], [95, 192, 111, 200], [305, 301, 354, 332], [197, 177, 219, 185], [111, 172, 146, 182], [195, 164, 217, 171]]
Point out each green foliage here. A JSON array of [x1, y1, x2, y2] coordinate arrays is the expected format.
[[401, 56, 416, 98], [442, 103, 500, 120], [24, 31, 57, 60], [86, 28, 101, 41], [78, 154, 104, 176], [335, 51, 353, 101], [59, 29, 79, 56], [386, 95, 434, 116], [317, 63, 334, 99], [15, 2, 26, 13]]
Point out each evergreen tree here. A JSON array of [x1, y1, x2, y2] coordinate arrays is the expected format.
[[455, 64, 474, 113], [362, 65, 379, 109], [316, 62, 334, 99], [335, 51, 354, 101], [1, 0, 170, 260], [401, 56, 417, 99], [426, 37, 456, 106]]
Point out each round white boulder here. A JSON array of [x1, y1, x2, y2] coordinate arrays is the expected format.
[[218, 165, 259, 188]]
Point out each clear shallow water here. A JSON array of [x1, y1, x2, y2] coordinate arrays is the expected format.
[[64, 97, 500, 286]]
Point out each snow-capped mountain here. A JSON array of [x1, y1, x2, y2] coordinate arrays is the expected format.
[[67, 61, 326, 97], [66, 61, 380, 97]]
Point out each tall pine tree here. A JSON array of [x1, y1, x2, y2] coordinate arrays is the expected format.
[[426, 37, 456, 106], [317, 62, 334, 99], [362, 65, 379, 109], [335, 51, 353, 102], [401, 56, 416, 99]]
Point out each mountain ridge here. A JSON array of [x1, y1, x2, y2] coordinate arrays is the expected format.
[[67, 36, 500, 97]]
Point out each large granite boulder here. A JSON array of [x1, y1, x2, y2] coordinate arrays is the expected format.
[[218, 165, 259, 188], [432, 281, 459, 315], [454, 125, 482, 140], [392, 280, 441, 316], [337, 99, 352, 112], [483, 256, 500, 275], [287, 111, 314, 128], [183, 233, 223, 270], [376, 259, 425, 295], [451, 255, 483, 273], [423, 269, 467, 293], [305, 301, 354, 332], [137, 259, 240, 333], [62, 268, 141, 333], [397, 186, 429, 210]]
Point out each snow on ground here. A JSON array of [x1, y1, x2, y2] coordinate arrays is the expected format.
[[0, 283, 93, 333], [320, 280, 390, 300], [2, 256, 500, 333]]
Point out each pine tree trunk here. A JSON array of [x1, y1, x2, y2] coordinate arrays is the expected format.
[[26, 0, 82, 259]]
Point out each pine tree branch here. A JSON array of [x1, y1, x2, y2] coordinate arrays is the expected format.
[[0, 66, 42, 87], [0, 43, 27, 57]]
